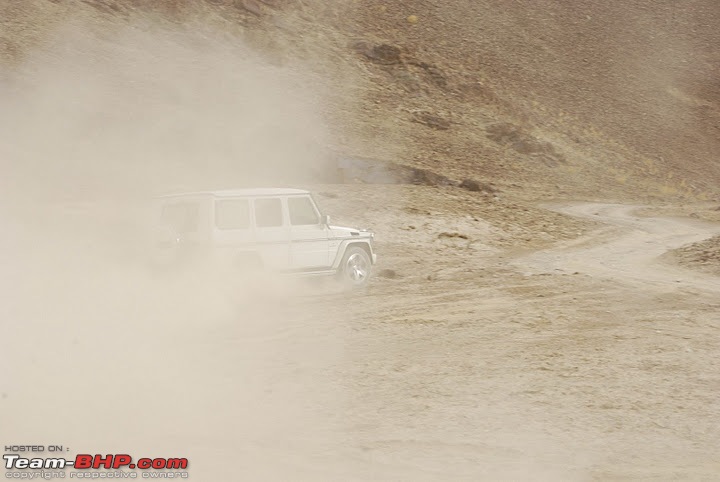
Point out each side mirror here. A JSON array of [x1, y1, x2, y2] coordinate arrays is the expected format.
[[321, 214, 331, 226]]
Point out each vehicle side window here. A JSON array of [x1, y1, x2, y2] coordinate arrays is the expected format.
[[160, 202, 198, 233], [288, 196, 320, 226], [215, 199, 250, 230], [254, 198, 283, 227]]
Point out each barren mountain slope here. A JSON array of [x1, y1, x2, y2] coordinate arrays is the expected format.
[[2, 0, 719, 201], [338, 0, 720, 192]]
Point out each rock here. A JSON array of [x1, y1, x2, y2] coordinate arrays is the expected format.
[[239, 0, 264, 16], [486, 122, 565, 164], [438, 232, 469, 240], [363, 44, 402, 64], [337, 158, 454, 187], [407, 61, 448, 89], [403, 206, 431, 215], [412, 111, 450, 130], [459, 178, 496, 193], [408, 167, 454, 186], [378, 269, 398, 279], [459, 179, 481, 191]]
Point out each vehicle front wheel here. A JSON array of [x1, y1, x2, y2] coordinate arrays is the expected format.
[[338, 246, 372, 288]]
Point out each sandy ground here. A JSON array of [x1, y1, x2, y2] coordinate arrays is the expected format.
[[2, 190, 719, 481]]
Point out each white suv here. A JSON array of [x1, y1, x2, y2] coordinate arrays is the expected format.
[[151, 188, 377, 287]]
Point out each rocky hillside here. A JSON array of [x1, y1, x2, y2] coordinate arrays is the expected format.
[[338, 0, 720, 199], [2, 0, 719, 201]]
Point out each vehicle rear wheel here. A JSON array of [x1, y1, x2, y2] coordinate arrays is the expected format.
[[338, 246, 372, 288]]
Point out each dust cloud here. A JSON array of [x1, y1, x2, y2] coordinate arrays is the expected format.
[[1, 5, 351, 480]]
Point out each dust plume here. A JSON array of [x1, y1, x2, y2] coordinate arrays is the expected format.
[[0, 4, 350, 480], [1, 4, 333, 200]]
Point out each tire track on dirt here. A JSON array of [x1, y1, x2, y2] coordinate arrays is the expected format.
[[513, 202, 720, 294]]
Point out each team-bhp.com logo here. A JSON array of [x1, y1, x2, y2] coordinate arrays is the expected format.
[[4, 454, 189, 479]]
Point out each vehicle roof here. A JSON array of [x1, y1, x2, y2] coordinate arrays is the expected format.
[[157, 188, 310, 199]]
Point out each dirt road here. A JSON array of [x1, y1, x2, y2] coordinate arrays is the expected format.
[[2, 200, 719, 480], [517, 202, 720, 292]]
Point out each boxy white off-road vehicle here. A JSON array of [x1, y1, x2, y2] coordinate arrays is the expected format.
[[151, 188, 377, 287]]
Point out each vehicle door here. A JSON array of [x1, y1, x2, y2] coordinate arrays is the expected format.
[[251, 197, 291, 270], [212, 197, 254, 267], [288, 195, 330, 269]]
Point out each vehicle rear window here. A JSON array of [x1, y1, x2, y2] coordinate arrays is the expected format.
[[288, 196, 320, 225], [254, 198, 283, 227], [159, 202, 198, 233], [215, 199, 250, 229]]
